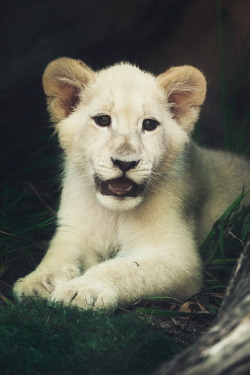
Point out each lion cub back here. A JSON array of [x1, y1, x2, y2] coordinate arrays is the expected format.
[[191, 144, 250, 242]]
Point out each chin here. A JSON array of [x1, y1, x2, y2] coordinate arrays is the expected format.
[[96, 192, 143, 211]]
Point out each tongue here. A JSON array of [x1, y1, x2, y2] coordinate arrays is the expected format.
[[108, 178, 133, 195]]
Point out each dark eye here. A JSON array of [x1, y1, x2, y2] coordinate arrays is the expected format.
[[142, 119, 159, 131], [92, 115, 111, 127]]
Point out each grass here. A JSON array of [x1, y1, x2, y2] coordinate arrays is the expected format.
[[0, 301, 183, 375], [0, 117, 58, 299], [201, 190, 250, 290]]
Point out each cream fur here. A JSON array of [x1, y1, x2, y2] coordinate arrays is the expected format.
[[13, 58, 250, 310]]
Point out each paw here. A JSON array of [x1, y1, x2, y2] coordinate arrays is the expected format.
[[50, 278, 119, 311], [13, 266, 81, 301]]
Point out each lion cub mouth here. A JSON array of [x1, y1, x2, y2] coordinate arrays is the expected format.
[[96, 177, 143, 197]]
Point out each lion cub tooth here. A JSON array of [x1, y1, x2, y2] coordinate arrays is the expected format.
[[108, 183, 132, 193]]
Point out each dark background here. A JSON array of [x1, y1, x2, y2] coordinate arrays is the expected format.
[[1, 0, 250, 178]]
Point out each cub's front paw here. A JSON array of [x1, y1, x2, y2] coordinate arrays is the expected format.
[[50, 278, 118, 311], [13, 266, 81, 301]]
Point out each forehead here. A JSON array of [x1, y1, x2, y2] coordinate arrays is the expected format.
[[97, 63, 156, 89], [86, 64, 164, 115]]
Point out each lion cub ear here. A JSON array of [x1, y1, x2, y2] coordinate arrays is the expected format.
[[42, 57, 94, 123], [157, 66, 206, 132]]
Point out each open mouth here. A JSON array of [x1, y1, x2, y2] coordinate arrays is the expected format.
[[96, 177, 144, 197]]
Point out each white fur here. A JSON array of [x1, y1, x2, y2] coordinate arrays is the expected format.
[[13, 60, 250, 310]]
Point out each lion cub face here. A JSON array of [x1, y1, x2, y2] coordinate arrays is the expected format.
[[63, 66, 177, 211], [43, 58, 206, 211]]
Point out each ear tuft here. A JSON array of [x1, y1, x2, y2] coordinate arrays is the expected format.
[[157, 66, 206, 132], [42, 57, 94, 123]]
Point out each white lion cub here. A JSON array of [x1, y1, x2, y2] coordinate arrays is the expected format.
[[13, 58, 250, 310]]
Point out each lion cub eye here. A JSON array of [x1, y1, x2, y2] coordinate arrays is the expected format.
[[92, 115, 111, 127], [142, 119, 159, 131]]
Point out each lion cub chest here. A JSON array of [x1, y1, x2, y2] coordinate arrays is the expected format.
[[81, 209, 134, 261]]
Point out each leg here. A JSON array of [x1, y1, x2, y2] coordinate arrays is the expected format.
[[13, 229, 84, 300], [50, 241, 202, 310]]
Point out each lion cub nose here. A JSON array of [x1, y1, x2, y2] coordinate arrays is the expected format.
[[111, 158, 140, 172]]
